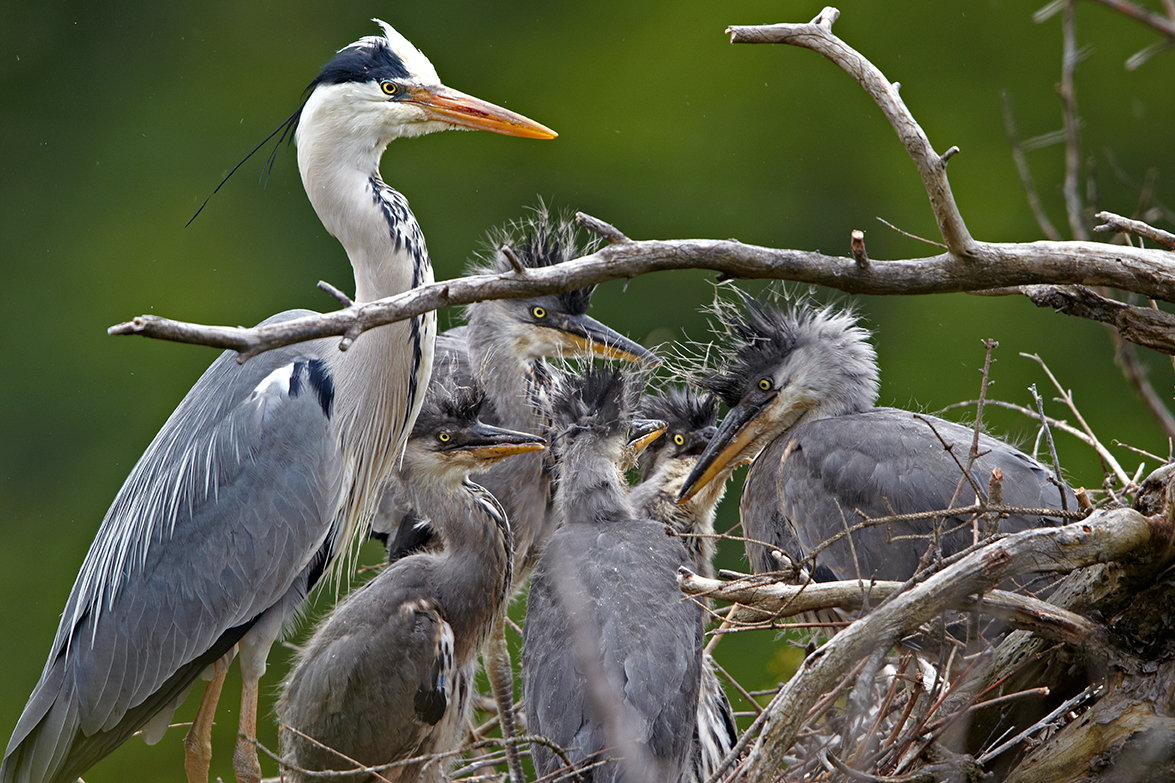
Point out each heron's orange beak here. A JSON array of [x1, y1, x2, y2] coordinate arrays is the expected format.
[[627, 419, 668, 456], [677, 400, 762, 504], [556, 314, 659, 365], [410, 85, 557, 139], [452, 423, 547, 461]]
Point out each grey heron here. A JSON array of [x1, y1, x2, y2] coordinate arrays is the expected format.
[[630, 387, 738, 783], [677, 294, 1076, 588], [2, 20, 555, 783], [277, 383, 544, 783], [522, 367, 703, 783]]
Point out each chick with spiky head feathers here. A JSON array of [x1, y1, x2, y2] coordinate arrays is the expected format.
[[678, 290, 1076, 586], [375, 208, 657, 579], [370, 212, 656, 781], [3, 20, 556, 783], [278, 384, 543, 783], [522, 367, 703, 783], [628, 386, 737, 783], [631, 387, 725, 579]]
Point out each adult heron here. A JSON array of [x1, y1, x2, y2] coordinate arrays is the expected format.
[[630, 387, 738, 783], [678, 294, 1076, 587], [278, 384, 544, 783], [522, 367, 703, 783], [2, 20, 554, 783]]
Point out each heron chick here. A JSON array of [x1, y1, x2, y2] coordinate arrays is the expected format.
[[278, 384, 543, 783], [630, 386, 738, 783], [522, 367, 704, 783], [678, 293, 1076, 586], [2, 20, 554, 783], [375, 209, 657, 580]]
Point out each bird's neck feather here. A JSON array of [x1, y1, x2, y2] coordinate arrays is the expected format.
[[556, 436, 633, 525]]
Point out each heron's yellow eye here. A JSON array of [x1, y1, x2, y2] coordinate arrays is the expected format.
[[381, 81, 398, 96], [758, 379, 772, 391], [438, 432, 451, 443], [673, 434, 685, 446], [532, 306, 546, 319]]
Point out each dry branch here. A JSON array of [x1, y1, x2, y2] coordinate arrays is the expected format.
[[110, 7, 1175, 363], [733, 506, 1174, 783]]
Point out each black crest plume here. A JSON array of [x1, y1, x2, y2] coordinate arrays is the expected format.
[[411, 383, 487, 439], [637, 386, 717, 435]]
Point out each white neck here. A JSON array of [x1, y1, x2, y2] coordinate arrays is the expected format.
[[294, 84, 438, 577]]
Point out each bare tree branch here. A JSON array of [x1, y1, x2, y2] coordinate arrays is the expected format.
[[108, 228, 1175, 361], [727, 8, 974, 255], [109, 7, 1175, 365], [737, 505, 1175, 782]]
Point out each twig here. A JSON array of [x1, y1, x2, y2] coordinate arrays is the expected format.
[[727, 7, 975, 254], [1001, 283, 1175, 355], [1094, 210, 1175, 250], [1022, 352, 1133, 486], [851, 229, 869, 268], [975, 684, 1097, 764], [682, 569, 1107, 652], [1029, 384, 1068, 511], [1059, 0, 1090, 241], [316, 280, 353, 308], [1000, 92, 1062, 241]]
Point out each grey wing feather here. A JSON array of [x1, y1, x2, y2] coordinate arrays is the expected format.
[[523, 523, 702, 781], [279, 560, 455, 777], [4, 310, 345, 783], [744, 408, 1075, 582]]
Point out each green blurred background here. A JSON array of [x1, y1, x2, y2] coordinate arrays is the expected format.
[[2, 1, 1173, 781]]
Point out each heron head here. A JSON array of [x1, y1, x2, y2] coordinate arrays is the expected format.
[[635, 387, 719, 482], [549, 365, 652, 466], [469, 210, 658, 365], [296, 20, 555, 157], [676, 295, 879, 503], [405, 384, 545, 486]]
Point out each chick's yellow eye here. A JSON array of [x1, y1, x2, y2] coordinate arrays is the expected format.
[[532, 306, 546, 319], [438, 432, 451, 442], [381, 81, 398, 96], [673, 434, 685, 446], [758, 379, 772, 391]]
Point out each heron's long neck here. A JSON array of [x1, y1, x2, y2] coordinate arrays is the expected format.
[[556, 435, 633, 525], [298, 130, 437, 574], [465, 307, 548, 431], [411, 475, 513, 659], [631, 459, 725, 577]]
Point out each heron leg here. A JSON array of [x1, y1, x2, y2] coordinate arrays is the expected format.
[[233, 615, 282, 783], [232, 674, 263, 783], [184, 657, 231, 783], [484, 615, 525, 783]]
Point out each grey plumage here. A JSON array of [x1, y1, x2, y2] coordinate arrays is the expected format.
[[522, 368, 702, 783], [2, 20, 555, 783], [630, 387, 737, 783], [375, 210, 656, 587], [278, 385, 543, 783], [679, 293, 1076, 587]]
